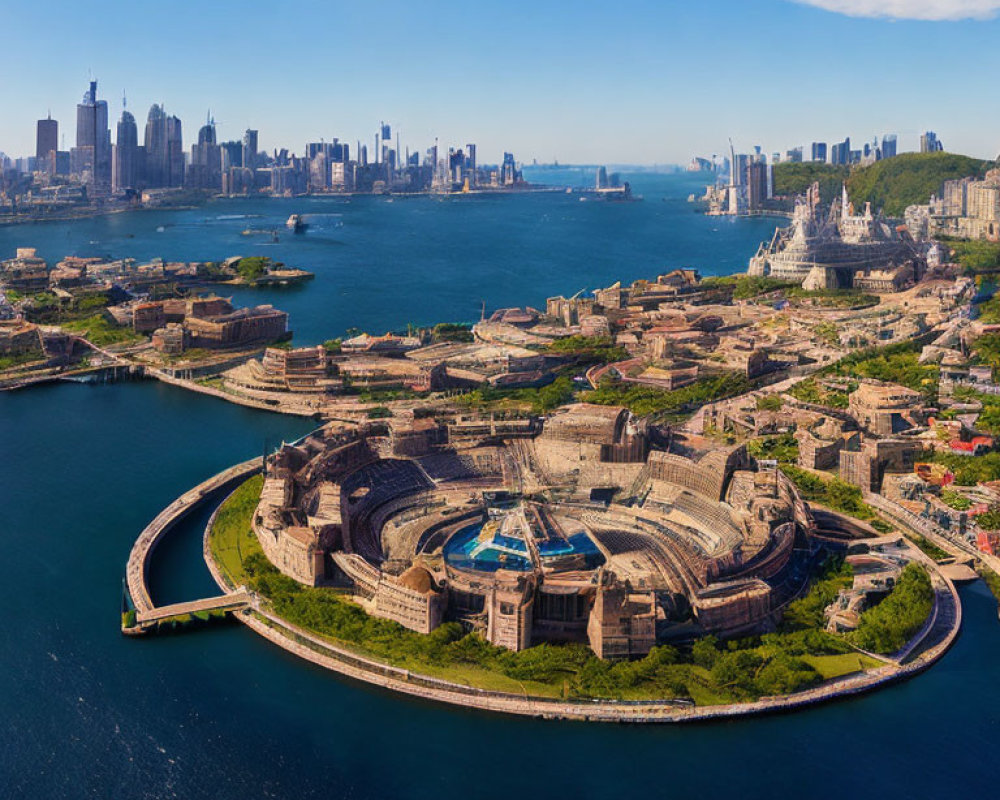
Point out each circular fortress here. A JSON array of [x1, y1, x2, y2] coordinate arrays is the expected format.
[[254, 404, 811, 659]]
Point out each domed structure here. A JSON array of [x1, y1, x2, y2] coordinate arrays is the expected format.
[[398, 565, 437, 594]]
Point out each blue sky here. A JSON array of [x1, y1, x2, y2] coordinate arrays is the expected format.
[[2, 0, 998, 164]]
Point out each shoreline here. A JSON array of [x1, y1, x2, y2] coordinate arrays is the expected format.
[[0, 183, 599, 228], [188, 471, 963, 724]]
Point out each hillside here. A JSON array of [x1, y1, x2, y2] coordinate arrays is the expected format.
[[772, 162, 849, 205], [846, 152, 992, 217]]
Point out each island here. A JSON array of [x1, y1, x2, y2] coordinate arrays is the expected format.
[[5, 174, 1000, 720]]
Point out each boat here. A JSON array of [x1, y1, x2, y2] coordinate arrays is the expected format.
[[286, 214, 308, 232]]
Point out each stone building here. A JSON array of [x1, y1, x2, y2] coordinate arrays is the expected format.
[[587, 578, 657, 660], [848, 380, 926, 435], [546, 294, 596, 327], [251, 412, 812, 660], [0, 319, 43, 356], [184, 305, 288, 349], [839, 437, 920, 493], [372, 566, 446, 634]]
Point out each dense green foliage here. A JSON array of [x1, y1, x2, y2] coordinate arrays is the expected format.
[[431, 322, 474, 343], [821, 341, 938, 402], [456, 375, 576, 415], [781, 557, 854, 630], [906, 533, 949, 562], [756, 394, 783, 411], [211, 480, 877, 703], [700, 275, 796, 299], [772, 162, 849, 204], [972, 332, 1000, 377], [62, 314, 144, 347], [582, 372, 751, 417], [975, 507, 1000, 531], [789, 377, 849, 409], [0, 348, 45, 371], [748, 433, 798, 464], [924, 449, 1000, 485], [944, 238, 1000, 274], [547, 335, 628, 364], [811, 321, 841, 347], [976, 565, 1000, 603], [848, 565, 934, 654], [236, 256, 270, 282], [940, 489, 972, 511], [847, 152, 991, 217], [780, 464, 889, 531], [322, 338, 342, 354]]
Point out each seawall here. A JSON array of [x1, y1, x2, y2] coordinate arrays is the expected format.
[[199, 479, 963, 723]]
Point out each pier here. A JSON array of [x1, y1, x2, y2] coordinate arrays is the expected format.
[[123, 457, 261, 633]]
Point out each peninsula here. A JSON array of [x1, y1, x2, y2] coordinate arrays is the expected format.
[[75, 182, 1000, 720]]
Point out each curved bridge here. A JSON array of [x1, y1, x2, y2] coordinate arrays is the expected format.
[[123, 457, 262, 631]]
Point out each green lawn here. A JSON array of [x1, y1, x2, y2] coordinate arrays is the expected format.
[[803, 653, 880, 680], [209, 474, 265, 587], [209, 477, 890, 704], [62, 314, 145, 347]]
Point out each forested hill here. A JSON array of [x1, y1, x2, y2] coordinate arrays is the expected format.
[[771, 152, 994, 217], [847, 152, 992, 217]]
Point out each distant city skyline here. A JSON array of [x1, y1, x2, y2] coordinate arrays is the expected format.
[[1, 0, 999, 164]]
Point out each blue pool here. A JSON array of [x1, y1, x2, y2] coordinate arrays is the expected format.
[[444, 524, 533, 572], [538, 533, 604, 569]]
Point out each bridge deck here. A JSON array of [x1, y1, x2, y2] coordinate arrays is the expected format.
[[136, 590, 252, 627]]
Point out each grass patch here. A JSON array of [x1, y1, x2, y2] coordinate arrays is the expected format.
[[209, 474, 266, 587], [62, 314, 144, 347], [905, 532, 950, 561], [802, 652, 880, 680], [0, 349, 46, 371], [210, 479, 884, 703]]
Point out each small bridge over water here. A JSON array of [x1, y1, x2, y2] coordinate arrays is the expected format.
[[131, 590, 253, 631], [122, 457, 262, 634]]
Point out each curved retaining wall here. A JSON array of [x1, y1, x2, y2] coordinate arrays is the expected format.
[[197, 493, 963, 723], [126, 458, 261, 614]]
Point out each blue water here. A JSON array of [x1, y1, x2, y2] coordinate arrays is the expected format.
[[2, 175, 999, 799], [537, 532, 603, 570], [444, 524, 533, 572], [0, 171, 778, 345]]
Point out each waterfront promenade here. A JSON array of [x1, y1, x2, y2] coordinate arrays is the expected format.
[[194, 477, 962, 723], [124, 457, 261, 628]]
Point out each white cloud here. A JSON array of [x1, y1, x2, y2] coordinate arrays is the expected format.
[[791, 0, 1000, 20]]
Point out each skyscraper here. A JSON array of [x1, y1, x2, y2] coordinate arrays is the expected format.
[[829, 137, 851, 165], [810, 142, 827, 162], [746, 161, 768, 210], [920, 131, 943, 153], [243, 129, 258, 171], [144, 104, 168, 187], [113, 107, 139, 192], [74, 81, 112, 195], [35, 114, 58, 165], [143, 105, 184, 187], [187, 116, 221, 190], [881, 134, 897, 159], [166, 114, 184, 186]]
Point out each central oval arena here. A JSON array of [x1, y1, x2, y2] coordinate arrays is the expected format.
[[252, 403, 811, 658]]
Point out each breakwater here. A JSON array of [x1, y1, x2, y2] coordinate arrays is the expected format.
[[196, 476, 962, 723], [124, 457, 261, 624]]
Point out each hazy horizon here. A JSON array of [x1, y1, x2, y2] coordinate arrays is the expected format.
[[2, 0, 999, 165]]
